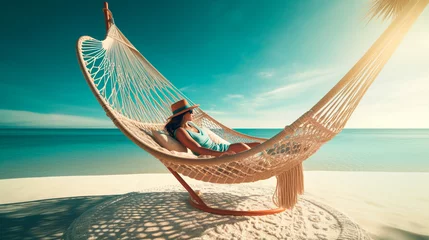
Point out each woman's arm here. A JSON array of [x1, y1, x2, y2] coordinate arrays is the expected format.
[[175, 128, 231, 157]]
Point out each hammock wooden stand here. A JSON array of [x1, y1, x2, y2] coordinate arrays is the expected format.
[[168, 167, 286, 216]]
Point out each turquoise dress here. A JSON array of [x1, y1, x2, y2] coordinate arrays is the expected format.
[[174, 121, 230, 154]]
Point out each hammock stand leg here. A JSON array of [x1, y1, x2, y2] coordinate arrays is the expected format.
[[167, 168, 286, 216]]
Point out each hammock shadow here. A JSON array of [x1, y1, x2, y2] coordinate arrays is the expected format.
[[65, 191, 269, 239]]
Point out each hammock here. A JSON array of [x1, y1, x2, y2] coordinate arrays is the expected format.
[[76, 1, 428, 215]]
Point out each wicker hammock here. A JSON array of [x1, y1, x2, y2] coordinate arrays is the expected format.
[[76, 1, 428, 212]]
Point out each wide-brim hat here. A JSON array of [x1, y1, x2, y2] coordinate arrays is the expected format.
[[167, 99, 200, 120]]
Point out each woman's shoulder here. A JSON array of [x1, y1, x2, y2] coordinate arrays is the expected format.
[[175, 127, 195, 142], [174, 127, 187, 135], [173, 126, 185, 137]]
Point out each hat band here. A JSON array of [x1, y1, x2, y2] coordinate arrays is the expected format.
[[172, 104, 192, 115]]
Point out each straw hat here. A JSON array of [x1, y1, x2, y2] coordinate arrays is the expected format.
[[167, 99, 199, 120]]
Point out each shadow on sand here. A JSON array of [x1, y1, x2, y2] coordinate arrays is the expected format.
[[64, 191, 253, 239], [0, 191, 255, 239], [2, 189, 415, 240], [0, 195, 115, 240], [372, 226, 429, 240]]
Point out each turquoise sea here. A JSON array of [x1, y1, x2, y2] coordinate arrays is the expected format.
[[1, 128, 428, 179]]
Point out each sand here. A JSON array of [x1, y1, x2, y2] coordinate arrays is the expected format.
[[0, 171, 428, 239]]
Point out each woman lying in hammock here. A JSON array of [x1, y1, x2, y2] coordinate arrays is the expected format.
[[165, 99, 260, 157]]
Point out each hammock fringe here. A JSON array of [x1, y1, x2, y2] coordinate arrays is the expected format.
[[274, 163, 304, 209]]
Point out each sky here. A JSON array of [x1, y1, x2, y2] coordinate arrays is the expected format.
[[1, 0, 428, 128]]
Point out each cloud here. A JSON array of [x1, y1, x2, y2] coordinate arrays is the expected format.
[[258, 71, 275, 78], [210, 67, 365, 128], [213, 67, 339, 117], [204, 110, 227, 115], [257, 68, 334, 82], [346, 74, 429, 128], [211, 104, 309, 128], [259, 81, 309, 97], [223, 94, 244, 101], [179, 85, 193, 92], [0, 109, 114, 128], [258, 69, 338, 100], [284, 68, 335, 81]]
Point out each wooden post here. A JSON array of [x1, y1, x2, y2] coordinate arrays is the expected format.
[[103, 2, 112, 32]]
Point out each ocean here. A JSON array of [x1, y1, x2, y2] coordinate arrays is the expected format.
[[1, 128, 428, 179]]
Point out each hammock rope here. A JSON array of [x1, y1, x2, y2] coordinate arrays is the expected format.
[[76, 0, 428, 210]]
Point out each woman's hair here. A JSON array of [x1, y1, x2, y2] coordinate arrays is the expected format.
[[165, 112, 186, 137]]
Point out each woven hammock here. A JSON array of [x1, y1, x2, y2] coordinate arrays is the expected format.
[[76, 1, 428, 212]]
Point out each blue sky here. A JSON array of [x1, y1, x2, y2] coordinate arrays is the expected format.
[[1, 0, 428, 128]]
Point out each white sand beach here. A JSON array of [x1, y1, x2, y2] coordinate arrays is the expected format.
[[0, 171, 428, 239]]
